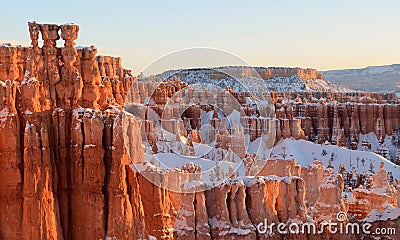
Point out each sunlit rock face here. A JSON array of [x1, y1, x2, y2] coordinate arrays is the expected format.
[[0, 21, 146, 240]]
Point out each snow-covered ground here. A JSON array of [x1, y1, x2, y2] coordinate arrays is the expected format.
[[363, 206, 400, 222], [271, 138, 400, 179], [139, 136, 400, 182], [357, 132, 397, 159], [143, 152, 246, 183]]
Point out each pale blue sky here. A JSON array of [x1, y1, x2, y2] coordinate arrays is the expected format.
[[1, 0, 399, 74]]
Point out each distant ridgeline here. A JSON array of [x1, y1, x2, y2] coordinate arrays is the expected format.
[[322, 64, 400, 93], [154, 66, 351, 93], [162, 66, 324, 80]]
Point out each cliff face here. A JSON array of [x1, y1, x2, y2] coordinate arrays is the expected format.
[[322, 64, 400, 92], [273, 98, 400, 147], [0, 22, 147, 239]]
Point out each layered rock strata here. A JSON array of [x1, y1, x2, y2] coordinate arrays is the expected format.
[[0, 22, 145, 240]]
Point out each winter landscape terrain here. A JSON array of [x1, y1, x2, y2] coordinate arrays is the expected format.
[[0, 21, 399, 240], [323, 64, 400, 93]]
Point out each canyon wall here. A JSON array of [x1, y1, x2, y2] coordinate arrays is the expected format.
[[0, 22, 147, 240], [273, 97, 400, 144]]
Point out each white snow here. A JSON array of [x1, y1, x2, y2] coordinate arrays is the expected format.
[[150, 67, 351, 93], [84, 144, 96, 148], [24, 109, 33, 115], [142, 152, 245, 182], [363, 206, 400, 222], [0, 108, 11, 125], [271, 138, 400, 179]]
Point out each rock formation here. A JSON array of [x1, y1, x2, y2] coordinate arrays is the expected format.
[[0, 22, 399, 240], [132, 77, 400, 163], [311, 171, 347, 222], [348, 162, 398, 220], [0, 22, 146, 240], [80, 46, 101, 108], [58, 23, 82, 108]]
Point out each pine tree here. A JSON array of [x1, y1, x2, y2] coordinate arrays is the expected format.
[[392, 126, 400, 148], [322, 149, 327, 156], [369, 161, 375, 174], [376, 142, 391, 161], [395, 149, 400, 165], [361, 136, 371, 151]]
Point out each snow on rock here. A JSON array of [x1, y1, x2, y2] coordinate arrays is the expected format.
[[363, 206, 400, 222], [159, 66, 351, 93], [347, 162, 399, 220], [143, 152, 245, 184], [311, 172, 347, 222], [272, 138, 400, 179]]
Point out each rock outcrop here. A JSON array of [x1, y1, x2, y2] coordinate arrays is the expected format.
[[311, 171, 347, 222], [348, 162, 398, 220], [0, 22, 146, 240]]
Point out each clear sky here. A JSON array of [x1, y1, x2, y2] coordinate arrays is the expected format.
[[1, 0, 399, 75]]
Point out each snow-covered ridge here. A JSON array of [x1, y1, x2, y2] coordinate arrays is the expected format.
[[148, 66, 352, 93], [323, 64, 400, 93]]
